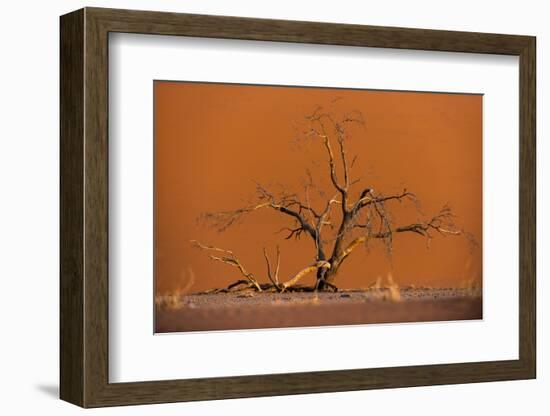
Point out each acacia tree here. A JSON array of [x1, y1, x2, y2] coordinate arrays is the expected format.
[[193, 105, 464, 293]]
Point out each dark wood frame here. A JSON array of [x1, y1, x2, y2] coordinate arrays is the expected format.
[[60, 7, 536, 408]]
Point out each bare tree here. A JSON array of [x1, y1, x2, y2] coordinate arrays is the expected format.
[[194, 104, 465, 292]]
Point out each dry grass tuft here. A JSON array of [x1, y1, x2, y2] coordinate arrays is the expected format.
[[386, 273, 401, 302], [365, 273, 401, 302], [460, 277, 482, 297], [155, 267, 196, 311], [460, 258, 482, 296], [155, 293, 182, 311]]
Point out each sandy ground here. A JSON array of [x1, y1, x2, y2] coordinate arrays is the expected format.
[[155, 288, 482, 333]]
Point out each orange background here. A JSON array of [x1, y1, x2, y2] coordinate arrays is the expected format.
[[154, 81, 482, 294]]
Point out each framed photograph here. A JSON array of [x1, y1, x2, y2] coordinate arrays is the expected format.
[[60, 7, 536, 407]]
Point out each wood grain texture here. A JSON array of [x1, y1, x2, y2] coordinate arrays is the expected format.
[[83, 9, 110, 406], [518, 38, 536, 375], [89, 7, 532, 54], [59, 7, 537, 408], [59, 8, 84, 407]]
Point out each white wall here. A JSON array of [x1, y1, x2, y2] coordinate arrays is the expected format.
[[0, 1, 545, 414]]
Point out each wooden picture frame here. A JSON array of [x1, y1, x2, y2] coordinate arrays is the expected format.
[[60, 7, 536, 408]]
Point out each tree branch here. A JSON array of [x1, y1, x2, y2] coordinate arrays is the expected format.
[[305, 111, 347, 202], [263, 246, 281, 290], [191, 240, 262, 291], [352, 188, 416, 215], [280, 261, 331, 292], [200, 193, 319, 242], [338, 205, 462, 263]]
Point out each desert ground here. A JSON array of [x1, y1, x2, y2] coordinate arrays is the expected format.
[[155, 287, 482, 333]]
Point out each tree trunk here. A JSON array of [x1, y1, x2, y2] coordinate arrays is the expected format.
[[315, 260, 341, 291], [315, 267, 328, 291], [316, 248, 355, 291]]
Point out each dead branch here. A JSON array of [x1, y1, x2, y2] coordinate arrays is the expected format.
[[280, 261, 331, 292], [200, 183, 319, 240], [227, 279, 253, 291], [305, 110, 347, 201], [191, 240, 262, 291], [394, 205, 461, 238], [263, 246, 281, 291], [352, 188, 416, 214], [338, 205, 462, 263]]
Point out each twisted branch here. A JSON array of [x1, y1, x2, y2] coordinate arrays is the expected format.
[[280, 261, 331, 292], [191, 240, 262, 291]]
